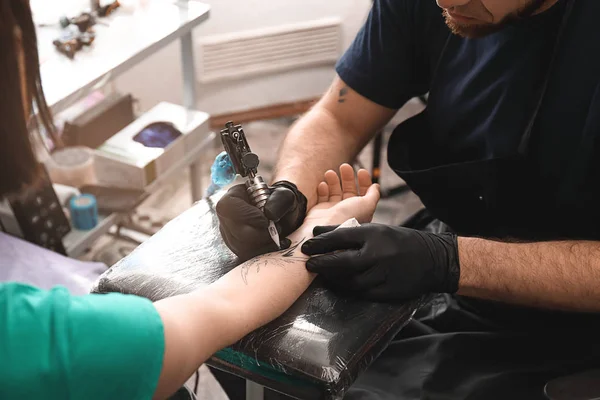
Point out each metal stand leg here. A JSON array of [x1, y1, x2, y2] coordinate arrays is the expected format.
[[190, 160, 204, 202], [180, 31, 198, 111], [180, 28, 205, 202], [246, 380, 265, 400]]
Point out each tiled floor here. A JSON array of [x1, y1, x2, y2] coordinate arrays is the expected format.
[[83, 98, 426, 264]]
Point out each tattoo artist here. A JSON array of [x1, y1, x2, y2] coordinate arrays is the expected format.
[[216, 0, 600, 398]]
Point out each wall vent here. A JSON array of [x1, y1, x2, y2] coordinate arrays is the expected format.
[[198, 18, 342, 83]]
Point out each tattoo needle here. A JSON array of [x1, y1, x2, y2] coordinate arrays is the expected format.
[[268, 220, 281, 250]]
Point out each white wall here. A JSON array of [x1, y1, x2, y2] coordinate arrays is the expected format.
[[114, 0, 372, 115]]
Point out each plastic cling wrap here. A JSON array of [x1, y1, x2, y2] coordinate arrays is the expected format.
[[92, 194, 421, 399]]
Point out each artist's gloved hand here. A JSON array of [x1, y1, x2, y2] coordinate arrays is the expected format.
[[216, 180, 307, 261], [301, 224, 460, 302]]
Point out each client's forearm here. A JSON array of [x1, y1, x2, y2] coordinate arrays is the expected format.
[[152, 226, 315, 399], [207, 226, 315, 342], [153, 290, 231, 399]]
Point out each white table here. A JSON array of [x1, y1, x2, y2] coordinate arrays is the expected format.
[[34, 0, 212, 257], [38, 0, 209, 117]]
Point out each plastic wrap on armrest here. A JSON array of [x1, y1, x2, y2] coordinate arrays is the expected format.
[[92, 193, 420, 399]]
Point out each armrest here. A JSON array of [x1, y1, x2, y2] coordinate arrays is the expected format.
[[545, 369, 600, 400], [92, 193, 420, 399]]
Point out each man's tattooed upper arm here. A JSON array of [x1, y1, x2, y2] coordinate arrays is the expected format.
[[338, 86, 348, 103]]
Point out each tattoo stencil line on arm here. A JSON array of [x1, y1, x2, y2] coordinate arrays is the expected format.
[[240, 238, 308, 284]]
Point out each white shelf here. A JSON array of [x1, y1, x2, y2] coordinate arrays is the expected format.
[[64, 130, 215, 258], [40, 0, 213, 258], [63, 213, 121, 258], [145, 131, 216, 194]]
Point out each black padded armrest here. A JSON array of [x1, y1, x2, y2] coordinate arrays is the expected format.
[[545, 369, 600, 400], [92, 194, 420, 399]]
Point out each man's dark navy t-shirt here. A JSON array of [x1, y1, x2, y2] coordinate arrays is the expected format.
[[336, 0, 566, 167]]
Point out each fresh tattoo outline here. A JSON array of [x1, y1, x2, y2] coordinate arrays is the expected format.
[[240, 238, 307, 284]]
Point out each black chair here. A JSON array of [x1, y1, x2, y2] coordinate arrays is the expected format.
[[544, 370, 600, 400]]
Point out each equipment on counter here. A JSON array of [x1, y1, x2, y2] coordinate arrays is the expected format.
[[55, 11, 98, 60], [59, 2, 120, 31], [46, 146, 97, 189], [96, 1, 121, 17], [69, 194, 99, 230], [133, 122, 183, 149], [59, 12, 96, 32], [61, 92, 135, 149], [3, 165, 71, 255], [53, 30, 95, 59], [218, 121, 281, 249], [94, 102, 210, 190], [53, 1, 121, 59]]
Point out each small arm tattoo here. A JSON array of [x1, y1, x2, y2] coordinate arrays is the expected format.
[[240, 238, 307, 284], [338, 86, 348, 103]]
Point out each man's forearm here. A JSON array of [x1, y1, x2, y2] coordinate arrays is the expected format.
[[273, 106, 364, 209], [273, 77, 396, 209], [458, 237, 600, 312]]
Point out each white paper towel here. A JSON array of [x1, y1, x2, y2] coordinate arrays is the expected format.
[[335, 218, 361, 229]]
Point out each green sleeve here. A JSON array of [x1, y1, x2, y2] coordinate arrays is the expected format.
[[0, 282, 165, 400]]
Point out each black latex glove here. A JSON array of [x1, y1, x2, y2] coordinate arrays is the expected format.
[[301, 223, 460, 302], [216, 180, 307, 261]]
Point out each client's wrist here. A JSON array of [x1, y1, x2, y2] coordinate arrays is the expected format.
[[288, 224, 317, 244]]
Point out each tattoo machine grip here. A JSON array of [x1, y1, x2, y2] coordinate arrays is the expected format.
[[219, 121, 280, 248], [219, 121, 271, 209]]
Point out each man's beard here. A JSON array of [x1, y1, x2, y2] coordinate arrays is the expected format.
[[443, 0, 549, 38]]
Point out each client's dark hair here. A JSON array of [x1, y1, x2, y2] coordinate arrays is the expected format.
[[0, 0, 59, 197]]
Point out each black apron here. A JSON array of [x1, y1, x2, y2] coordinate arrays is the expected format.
[[389, 2, 578, 242], [345, 1, 600, 399]]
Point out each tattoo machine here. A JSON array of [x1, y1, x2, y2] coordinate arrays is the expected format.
[[209, 121, 281, 249]]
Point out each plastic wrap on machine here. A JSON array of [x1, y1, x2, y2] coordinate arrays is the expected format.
[[92, 193, 421, 399]]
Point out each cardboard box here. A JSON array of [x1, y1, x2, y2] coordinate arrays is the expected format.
[[94, 102, 210, 190]]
